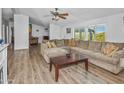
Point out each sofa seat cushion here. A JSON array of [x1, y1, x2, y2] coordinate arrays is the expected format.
[[72, 47, 100, 58], [71, 47, 119, 65], [90, 52, 119, 65], [45, 48, 68, 58], [71, 47, 94, 56]]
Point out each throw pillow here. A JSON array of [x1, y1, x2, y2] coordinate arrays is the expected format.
[[102, 43, 119, 57], [102, 43, 112, 54], [107, 47, 119, 57], [106, 44, 117, 55], [46, 41, 52, 48], [50, 42, 57, 48]]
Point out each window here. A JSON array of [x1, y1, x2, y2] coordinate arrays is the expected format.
[[74, 29, 80, 39], [95, 24, 106, 42], [73, 24, 106, 42], [88, 26, 95, 41], [80, 29, 85, 40], [74, 28, 85, 40], [87, 24, 106, 41]]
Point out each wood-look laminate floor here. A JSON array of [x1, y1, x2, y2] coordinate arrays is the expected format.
[[7, 45, 124, 84]]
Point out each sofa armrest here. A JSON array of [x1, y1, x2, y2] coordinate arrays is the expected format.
[[40, 43, 48, 55], [112, 50, 124, 59]]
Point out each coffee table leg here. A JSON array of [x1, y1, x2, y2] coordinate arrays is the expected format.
[[50, 61, 52, 72], [85, 60, 88, 71], [55, 65, 59, 82]]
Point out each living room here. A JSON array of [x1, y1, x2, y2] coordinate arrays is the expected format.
[[0, 8, 124, 85], [1, 0, 124, 92]]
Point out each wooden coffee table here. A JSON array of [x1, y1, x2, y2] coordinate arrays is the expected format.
[[49, 53, 88, 82]]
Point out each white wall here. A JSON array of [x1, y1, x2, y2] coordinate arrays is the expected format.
[[0, 8, 2, 39], [49, 23, 63, 40], [14, 15, 29, 50], [65, 13, 124, 42], [32, 24, 46, 43], [106, 14, 124, 42], [61, 27, 73, 39]]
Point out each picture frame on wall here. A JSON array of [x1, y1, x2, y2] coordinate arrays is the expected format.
[[66, 28, 71, 34]]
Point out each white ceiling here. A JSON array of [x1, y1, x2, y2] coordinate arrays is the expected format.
[[2, 8, 124, 27]]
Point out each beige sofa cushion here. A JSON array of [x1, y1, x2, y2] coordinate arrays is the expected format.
[[67, 39, 79, 47], [55, 40, 64, 47], [94, 42, 102, 52], [71, 47, 94, 57], [90, 52, 119, 65], [88, 41, 96, 51], [101, 42, 124, 51], [71, 47, 119, 65], [112, 50, 124, 59], [64, 39, 69, 46], [78, 40, 89, 49], [45, 48, 68, 58], [83, 41, 102, 52], [71, 39, 76, 47], [112, 42, 124, 50], [101, 42, 107, 53]]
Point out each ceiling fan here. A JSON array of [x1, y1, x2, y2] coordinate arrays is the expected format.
[[50, 8, 69, 21]]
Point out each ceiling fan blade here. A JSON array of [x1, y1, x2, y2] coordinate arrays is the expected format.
[[58, 15, 66, 19], [50, 11, 56, 15], [50, 8, 68, 20], [58, 13, 69, 16]]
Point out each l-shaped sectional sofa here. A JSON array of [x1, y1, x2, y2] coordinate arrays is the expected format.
[[41, 39, 124, 74]]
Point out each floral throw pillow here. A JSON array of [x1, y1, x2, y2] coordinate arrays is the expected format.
[[102, 43, 119, 57]]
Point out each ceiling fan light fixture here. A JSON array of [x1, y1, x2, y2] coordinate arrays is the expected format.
[[52, 16, 59, 21]]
